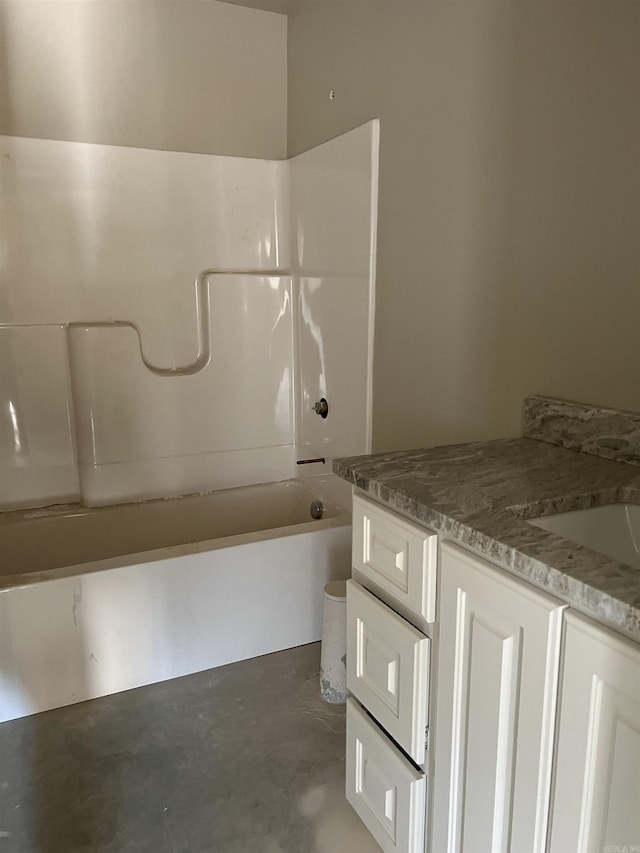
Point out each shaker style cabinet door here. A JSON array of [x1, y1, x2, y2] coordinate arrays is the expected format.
[[346, 698, 426, 853], [549, 612, 640, 853], [346, 580, 430, 764], [432, 543, 565, 853]]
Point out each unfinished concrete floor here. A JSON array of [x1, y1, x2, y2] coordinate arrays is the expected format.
[[0, 643, 380, 853]]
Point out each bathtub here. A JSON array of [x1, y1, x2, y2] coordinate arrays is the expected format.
[[0, 480, 352, 724]]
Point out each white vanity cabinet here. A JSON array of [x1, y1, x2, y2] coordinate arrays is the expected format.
[[549, 612, 640, 853], [431, 542, 566, 853], [344, 492, 640, 853], [345, 494, 437, 853]]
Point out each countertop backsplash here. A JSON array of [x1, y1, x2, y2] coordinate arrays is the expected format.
[[523, 394, 640, 466]]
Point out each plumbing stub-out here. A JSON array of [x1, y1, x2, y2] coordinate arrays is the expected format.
[[313, 398, 329, 418]]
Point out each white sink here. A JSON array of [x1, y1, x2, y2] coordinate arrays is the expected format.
[[529, 504, 640, 570]]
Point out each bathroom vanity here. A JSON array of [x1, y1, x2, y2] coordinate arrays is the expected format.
[[335, 396, 640, 853]]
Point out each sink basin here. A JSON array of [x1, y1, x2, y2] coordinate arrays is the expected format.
[[529, 503, 640, 570]]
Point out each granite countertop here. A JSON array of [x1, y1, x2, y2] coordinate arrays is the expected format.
[[334, 437, 640, 643]]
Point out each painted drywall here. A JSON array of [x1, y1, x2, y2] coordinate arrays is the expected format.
[[288, 0, 640, 451], [0, 0, 287, 158]]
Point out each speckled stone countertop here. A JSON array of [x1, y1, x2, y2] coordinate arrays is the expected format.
[[334, 438, 640, 643]]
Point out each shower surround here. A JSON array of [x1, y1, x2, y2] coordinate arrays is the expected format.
[[0, 121, 378, 509], [0, 123, 378, 722]]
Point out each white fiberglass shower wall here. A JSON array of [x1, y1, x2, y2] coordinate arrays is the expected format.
[[0, 121, 378, 508]]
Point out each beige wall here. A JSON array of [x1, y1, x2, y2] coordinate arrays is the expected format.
[[0, 0, 287, 158], [288, 1, 640, 451]]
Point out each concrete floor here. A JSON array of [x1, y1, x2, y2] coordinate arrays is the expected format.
[[0, 644, 380, 853]]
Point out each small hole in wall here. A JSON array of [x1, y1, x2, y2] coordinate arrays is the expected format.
[[329, 90, 336, 102]]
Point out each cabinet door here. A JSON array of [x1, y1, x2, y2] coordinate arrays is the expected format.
[[347, 580, 430, 764], [432, 543, 565, 853], [549, 612, 640, 853], [346, 698, 427, 853]]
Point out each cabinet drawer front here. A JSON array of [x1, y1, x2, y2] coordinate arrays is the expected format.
[[346, 698, 426, 853], [352, 494, 437, 623], [347, 580, 430, 764]]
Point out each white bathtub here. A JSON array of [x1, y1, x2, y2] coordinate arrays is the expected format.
[[0, 480, 351, 723]]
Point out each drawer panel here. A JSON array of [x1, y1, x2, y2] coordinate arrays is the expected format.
[[347, 580, 430, 764], [352, 494, 437, 623], [346, 698, 426, 853]]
